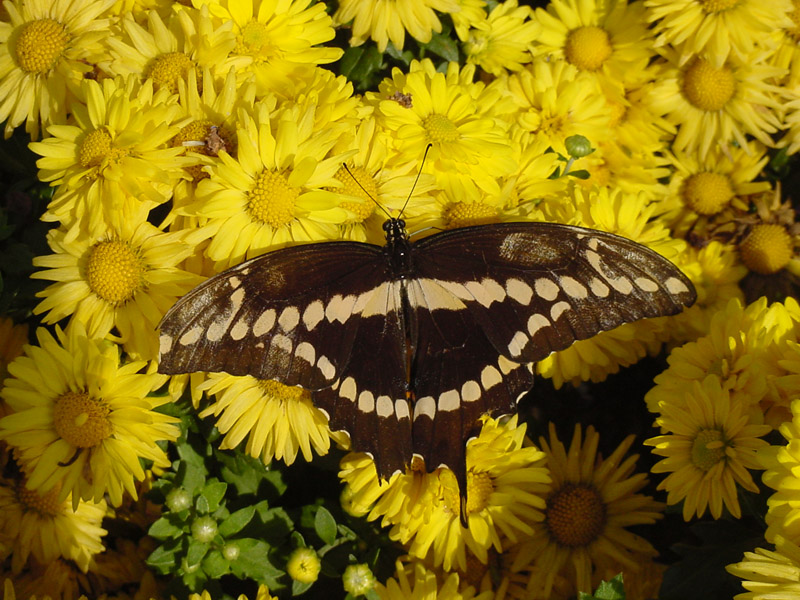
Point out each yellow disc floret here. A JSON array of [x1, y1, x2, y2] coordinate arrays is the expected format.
[[424, 114, 460, 143], [683, 172, 734, 215], [442, 469, 494, 516], [17, 481, 64, 517], [235, 20, 277, 60], [145, 52, 195, 94], [286, 547, 321, 584], [700, 0, 741, 11], [79, 129, 114, 168], [545, 483, 607, 547], [740, 224, 794, 275], [53, 391, 113, 449], [15, 19, 69, 74], [444, 202, 497, 229], [690, 428, 726, 471], [564, 26, 613, 72], [333, 165, 378, 224], [248, 169, 299, 228], [85, 240, 145, 305], [683, 58, 736, 112]]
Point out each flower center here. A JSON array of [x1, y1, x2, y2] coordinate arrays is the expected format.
[[444, 202, 497, 229], [683, 172, 734, 215], [17, 481, 63, 517], [691, 428, 726, 471], [442, 470, 494, 516], [145, 52, 196, 94], [53, 391, 113, 448], [788, 3, 800, 42], [683, 58, 736, 112], [15, 19, 69, 74], [739, 223, 794, 275], [564, 26, 613, 71], [85, 240, 145, 305], [545, 483, 607, 547], [79, 128, 119, 168], [247, 169, 299, 228], [700, 0, 741, 11], [332, 165, 378, 224], [235, 20, 279, 61], [258, 379, 310, 402], [424, 114, 460, 143]]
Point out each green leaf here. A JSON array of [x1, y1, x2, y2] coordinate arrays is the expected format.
[[292, 579, 314, 596], [314, 506, 338, 546], [420, 31, 459, 63], [384, 41, 414, 66], [339, 45, 384, 90], [148, 516, 184, 540], [578, 574, 625, 600], [230, 539, 284, 587], [175, 437, 209, 493], [568, 169, 591, 180], [186, 540, 210, 566], [146, 542, 180, 574], [218, 505, 256, 537], [202, 549, 231, 579], [197, 480, 227, 513]]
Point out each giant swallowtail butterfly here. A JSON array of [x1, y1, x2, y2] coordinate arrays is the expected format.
[[158, 218, 696, 510]]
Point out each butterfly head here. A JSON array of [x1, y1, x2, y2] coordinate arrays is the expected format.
[[383, 217, 408, 244]]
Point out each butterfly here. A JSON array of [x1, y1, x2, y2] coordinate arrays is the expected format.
[[158, 217, 696, 514]]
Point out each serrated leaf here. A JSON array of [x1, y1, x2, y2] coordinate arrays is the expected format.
[[187, 540, 210, 565], [578, 574, 625, 600], [314, 506, 338, 546], [198, 480, 227, 513], [202, 549, 230, 579], [148, 516, 184, 540], [230, 539, 283, 587], [420, 31, 459, 62], [146, 542, 180, 573], [219, 505, 256, 537]]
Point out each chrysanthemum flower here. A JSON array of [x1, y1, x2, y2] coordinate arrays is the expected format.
[[334, 0, 459, 52], [376, 557, 489, 600], [505, 57, 611, 157], [197, 375, 345, 467], [0, 318, 27, 385], [646, 375, 771, 520], [0, 476, 106, 573], [462, 0, 539, 76], [535, 184, 691, 387], [105, 5, 239, 93], [208, 0, 342, 98], [644, 0, 793, 68], [781, 83, 800, 156], [647, 48, 785, 159], [339, 416, 550, 572], [513, 424, 663, 598], [29, 76, 190, 239], [450, 0, 489, 42], [186, 101, 354, 266], [727, 535, 800, 600], [0, 0, 115, 139], [189, 586, 279, 600], [530, 0, 655, 100], [30, 218, 202, 360], [371, 59, 516, 197], [0, 324, 179, 507]]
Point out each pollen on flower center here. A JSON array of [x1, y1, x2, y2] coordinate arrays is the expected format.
[[700, 0, 741, 11], [682, 58, 736, 112], [248, 169, 299, 228], [145, 52, 196, 94], [14, 19, 69, 74], [53, 390, 113, 449], [236, 20, 278, 60], [85, 240, 145, 305], [441, 469, 494, 516], [564, 26, 613, 71], [545, 483, 607, 547], [444, 202, 497, 229], [79, 128, 115, 168], [739, 223, 794, 274], [683, 172, 734, 215], [17, 481, 64, 517], [332, 165, 378, 224], [691, 428, 726, 471], [259, 379, 310, 402], [424, 114, 460, 143]]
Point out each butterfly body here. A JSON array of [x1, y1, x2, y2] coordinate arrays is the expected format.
[[158, 219, 696, 507]]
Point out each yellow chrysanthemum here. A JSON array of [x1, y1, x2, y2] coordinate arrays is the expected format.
[[573, 139, 671, 198], [780, 82, 800, 156], [531, 0, 656, 99], [376, 557, 490, 600], [645, 0, 793, 68], [197, 375, 345, 466], [505, 57, 611, 157], [30, 218, 202, 360], [646, 375, 771, 520], [0, 318, 27, 385], [0, 476, 106, 573], [0, 0, 115, 139], [535, 183, 691, 387], [740, 223, 797, 275], [727, 535, 800, 600], [186, 101, 354, 267], [371, 59, 516, 198], [514, 424, 664, 598], [105, 5, 239, 93], [450, 0, 489, 42], [189, 585, 279, 600], [340, 416, 550, 572], [29, 76, 190, 240], [334, 0, 460, 52], [207, 0, 342, 98], [0, 324, 179, 507], [462, 0, 540, 76], [647, 48, 785, 159]]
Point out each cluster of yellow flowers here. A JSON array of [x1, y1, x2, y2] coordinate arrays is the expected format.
[[0, 0, 797, 598]]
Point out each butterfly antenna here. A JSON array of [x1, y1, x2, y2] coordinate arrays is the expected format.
[[399, 143, 433, 220], [341, 163, 393, 220]]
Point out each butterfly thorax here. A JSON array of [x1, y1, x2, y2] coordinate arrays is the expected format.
[[382, 218, 414, 279]]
